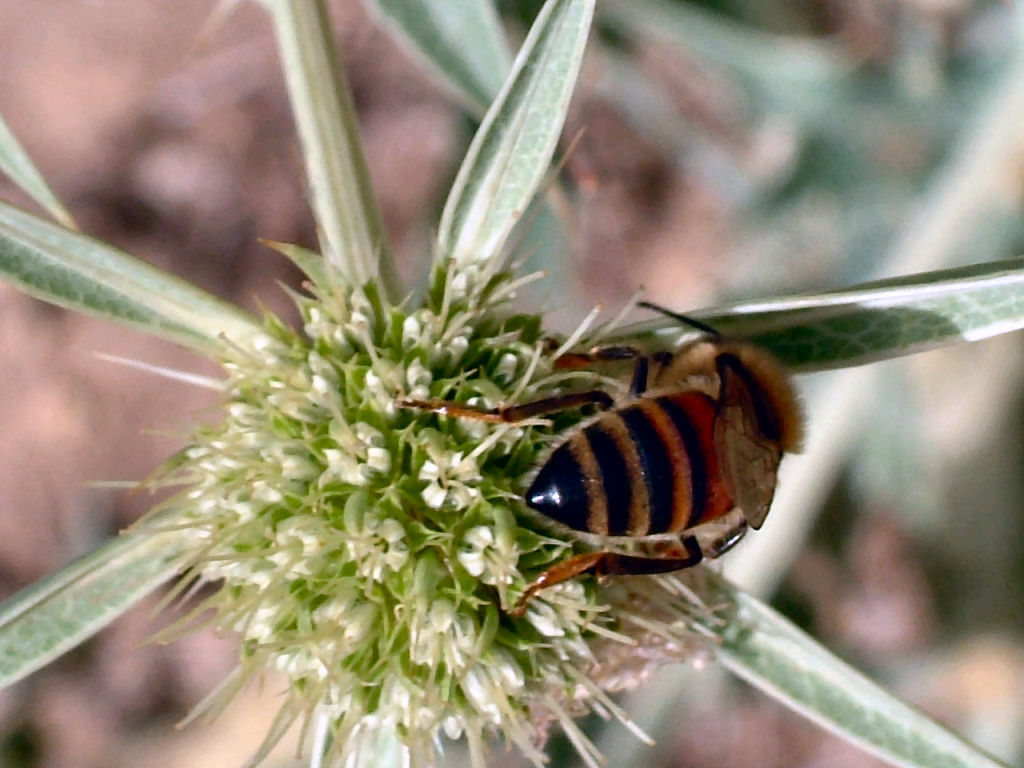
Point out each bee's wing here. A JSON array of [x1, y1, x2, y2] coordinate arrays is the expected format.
[[714, 362, 783, 530]]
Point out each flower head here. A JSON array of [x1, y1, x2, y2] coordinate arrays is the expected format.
[[145, 263, 717, 767]]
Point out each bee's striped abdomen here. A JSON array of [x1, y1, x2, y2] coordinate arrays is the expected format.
[[525, 391, 736, 537], [653, 392, 734, 528]]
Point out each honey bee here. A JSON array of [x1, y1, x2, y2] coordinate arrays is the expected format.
[[400, 302, 803, 616]]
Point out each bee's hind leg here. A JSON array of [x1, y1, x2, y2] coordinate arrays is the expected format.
[[694, 516, 748, 559], [508, 535, 705, 618], [508, 551, 608, 618]]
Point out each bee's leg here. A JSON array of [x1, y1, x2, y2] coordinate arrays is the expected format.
[[507, 552, 607, 617], [596, 534, 705, 574], [628, 355, 649, 399], [555, 344, 661, 399], [508, 536, 705, 618], [699, 517, 748, 558], [554, 344, 642, 368], [398, 389, 614, 424], [405, 343, 663, 422]]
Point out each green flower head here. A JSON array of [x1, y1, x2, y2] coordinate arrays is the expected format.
[[149, 261, 714, 767]]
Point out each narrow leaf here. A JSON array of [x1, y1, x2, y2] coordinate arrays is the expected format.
[[265, 0, 401, 302], [0, 532, 186, 687], [0, 113, 75, 230], [365, 0, 510, 112], [0, 199, 267, 356], [437, 0, 594, 269], [616, 259, 1024, 371], [701, 575, 1012, 768]]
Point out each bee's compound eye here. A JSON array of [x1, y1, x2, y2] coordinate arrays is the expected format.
[[525, 446, 590, 532]]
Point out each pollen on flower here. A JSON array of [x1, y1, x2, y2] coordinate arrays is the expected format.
[[144, 265, 715, 768]]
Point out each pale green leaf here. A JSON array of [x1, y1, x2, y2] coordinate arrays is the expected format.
[[0, 112, 75, 229], [0, 532, 186, 687], [265, 0, 401, 302], [700, 575, 1012, 768], [437, 0, 594, 270], [0, 199, 266, 356], [365, 0, 510, 112], [616, 258, 1024, 371]]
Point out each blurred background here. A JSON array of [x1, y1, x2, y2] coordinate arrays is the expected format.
[[1, 0, 1024, 766]]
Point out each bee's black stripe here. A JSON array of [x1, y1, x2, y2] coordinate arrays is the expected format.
[[584, 424, 633, 535], [634, 399, 693, 533], [656, 395, 708, 527], [598, 413, 651, 535], [621, 406, 675, 535]]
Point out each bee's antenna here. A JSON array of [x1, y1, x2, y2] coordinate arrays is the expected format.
[[637, 301, 722, 337]]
